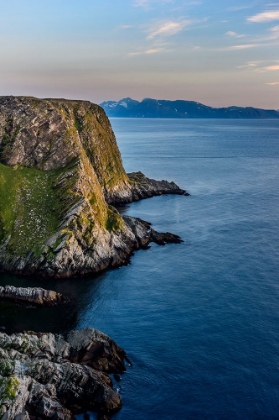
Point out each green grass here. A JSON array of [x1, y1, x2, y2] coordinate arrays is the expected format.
[[106, 206, 123, 232], [0, 156, 117, 260], [0, 164, 63, 257], [0, 375, 20, 401]]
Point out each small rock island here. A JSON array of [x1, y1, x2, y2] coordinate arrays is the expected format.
[[0, 96, 188, 419]]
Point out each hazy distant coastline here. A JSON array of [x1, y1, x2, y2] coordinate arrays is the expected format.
[[100, 98, 279, 119]]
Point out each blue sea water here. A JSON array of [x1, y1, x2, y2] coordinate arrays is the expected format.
[[1, 119, 279, 419]]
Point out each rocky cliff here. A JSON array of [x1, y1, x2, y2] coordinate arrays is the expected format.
[[0, 96, 187, 278]]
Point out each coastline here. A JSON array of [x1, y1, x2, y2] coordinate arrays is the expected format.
[[0, 97, 188, 418], [0, 187, 187, 419]]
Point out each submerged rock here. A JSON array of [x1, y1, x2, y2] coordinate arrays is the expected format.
[[0, 285, 67, 306], [0, 328, 126, 419], [0, 96, 187, 278]]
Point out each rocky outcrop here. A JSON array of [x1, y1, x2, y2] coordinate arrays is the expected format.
[[123, 216, 183, 247], [0, 328, 127, 419], [0, 285, 67, 306], [0, 96, 187, 278], [106, 171, 188, 205]]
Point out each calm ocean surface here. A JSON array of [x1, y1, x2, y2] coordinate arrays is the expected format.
[[1, 119, 279, 419]]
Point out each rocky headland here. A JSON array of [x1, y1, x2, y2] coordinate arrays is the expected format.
[[0, 96, 187, 278]]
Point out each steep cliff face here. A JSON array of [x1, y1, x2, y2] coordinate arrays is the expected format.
[[0, 96, 132, 201], [0, 96, 185, 278]]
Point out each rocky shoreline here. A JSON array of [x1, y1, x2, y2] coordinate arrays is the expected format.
[[0, 328, 127, 419], [0, 214, 184, 418], [0, 213, 185, 279], [0, 96, 189, 418]]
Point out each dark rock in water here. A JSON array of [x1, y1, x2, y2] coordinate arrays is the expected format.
[[98, 414, 112, 420], [150, 229, 183, 245], [0, 328, 126, 419], [0, 285, 67, 306]]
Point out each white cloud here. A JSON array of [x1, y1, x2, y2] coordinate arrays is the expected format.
[[146, 19, 191, 39], [266, 81, 279, 84], [230, 43, 259, 49], [134, 0, 173, 8], [128, 47, 164, 56], [263, 65, 279, 70], [247, 10, 279, 22], [134, 0, 149, 7], [229, 5, 254, 12], [264, 24, 279, 39], [226, 31, 245, 38], [237, 62, 258, 68], [255, 63, 279, 72], [145, 48, 163, 54]]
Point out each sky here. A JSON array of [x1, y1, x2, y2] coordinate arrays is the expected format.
[[0, 0, 279, 108]]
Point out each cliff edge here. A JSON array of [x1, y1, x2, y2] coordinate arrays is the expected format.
[[0, 96, 187, 278]]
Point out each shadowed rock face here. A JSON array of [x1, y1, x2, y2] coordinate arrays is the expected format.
[[0, 96, 187, 278], [0, 328, 126, 419]]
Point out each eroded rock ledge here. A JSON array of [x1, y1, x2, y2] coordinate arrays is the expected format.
[[106, 171, 189, 204], [0, 328, 127, 419], [0, 285, 67, 306]]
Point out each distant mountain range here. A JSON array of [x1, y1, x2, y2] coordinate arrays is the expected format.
[[100, 98, 279, 119]]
